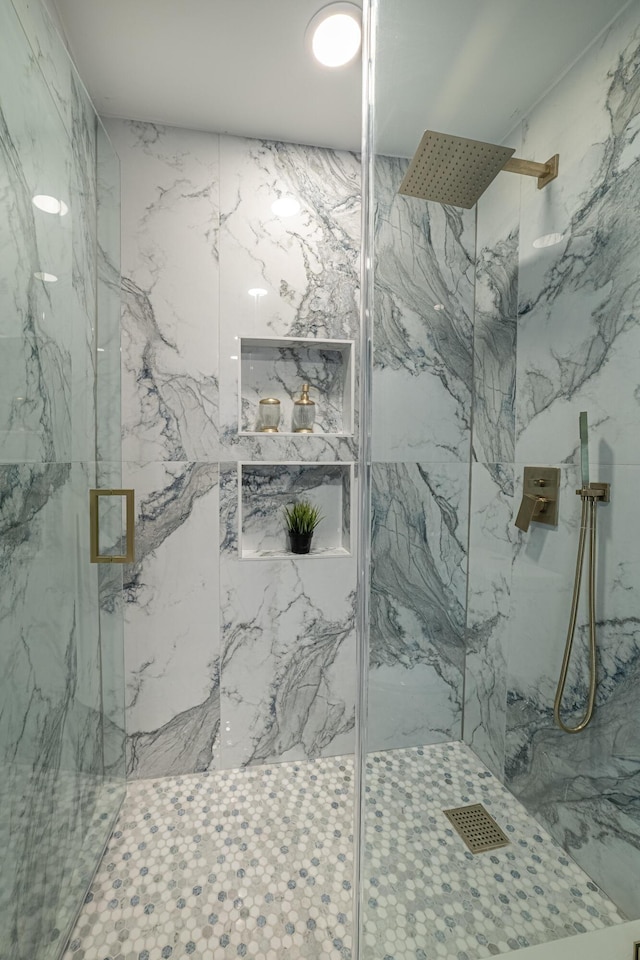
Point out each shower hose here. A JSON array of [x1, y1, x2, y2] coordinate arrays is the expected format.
[[553, 492, 598, 734]]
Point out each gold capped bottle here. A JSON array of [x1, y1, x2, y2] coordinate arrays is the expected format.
[[258, 397, 281, 432], [292, 383, 316, 433]]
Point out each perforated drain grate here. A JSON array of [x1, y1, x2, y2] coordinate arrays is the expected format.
[[443, 803, 510, 854]]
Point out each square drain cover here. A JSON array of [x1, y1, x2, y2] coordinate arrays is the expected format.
[[443, 803, 510, 854]]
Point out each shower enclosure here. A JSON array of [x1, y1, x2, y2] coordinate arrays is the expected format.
[[358, 0, 640, 956], [0, 2, 125, 958], [3, 0, 640, 958]]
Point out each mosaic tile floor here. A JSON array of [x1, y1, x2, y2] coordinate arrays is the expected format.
[[63, 743, 624, 960], [360, 742, 624, 960]]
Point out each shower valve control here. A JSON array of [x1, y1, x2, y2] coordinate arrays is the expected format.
[[515, 467, 560, 532]]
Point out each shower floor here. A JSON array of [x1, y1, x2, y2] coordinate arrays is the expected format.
[[63, 742, 623, 960]]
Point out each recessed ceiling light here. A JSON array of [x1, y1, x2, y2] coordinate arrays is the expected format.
[[271, 196, 301, 217], [433, 303, 445, 311], [32, 195, 68, 216], [248, 288, 268, 298], [307, 3, 362, 68], [533, 232, 563, 249], [33, 272, 58, 282]]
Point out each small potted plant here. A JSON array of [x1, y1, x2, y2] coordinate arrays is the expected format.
[[283, 499, 323, 555]]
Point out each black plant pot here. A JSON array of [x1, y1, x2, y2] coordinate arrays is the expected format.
[[289, 531, 313, 555]]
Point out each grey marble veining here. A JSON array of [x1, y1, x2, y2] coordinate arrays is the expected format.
[[464, 462, 515, 776], [240, 462, 351, 556], [368, 463, 468, 749], [123, 461, 220, 780], [219, 463, 357, 769], [516, 7, 640, 465], [104, 120, 221, 464], [473, 160, 520, 466], [218, 135, 361, 462], [240, 342, 351, 436], [112, 122, 361, 780], [1, 3, 125, 956], [372, 155, 475, 463], [467, 1, 640, 924]]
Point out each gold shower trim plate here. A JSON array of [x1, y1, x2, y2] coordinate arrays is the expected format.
[[443, 803, 510, 854]]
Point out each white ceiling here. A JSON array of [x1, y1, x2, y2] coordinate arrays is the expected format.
[[51, 0, 631, 157]]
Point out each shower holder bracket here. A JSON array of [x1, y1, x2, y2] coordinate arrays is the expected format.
[[576, 481, 610, 502]]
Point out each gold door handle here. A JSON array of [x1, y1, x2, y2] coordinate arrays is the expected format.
[[89, 489, 135, 563]]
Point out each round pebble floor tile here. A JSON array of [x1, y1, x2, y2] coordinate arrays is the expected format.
[[63, 742, 623, 960]]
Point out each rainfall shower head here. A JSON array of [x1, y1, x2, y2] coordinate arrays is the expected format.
[[398, 130, 559, 209]]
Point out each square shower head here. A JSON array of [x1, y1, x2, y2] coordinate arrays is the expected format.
[[398, 130, 516, 209]]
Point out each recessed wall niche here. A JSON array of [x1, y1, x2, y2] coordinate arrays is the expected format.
[[239, 462, 353, 559], [239, 337, 354, 436]]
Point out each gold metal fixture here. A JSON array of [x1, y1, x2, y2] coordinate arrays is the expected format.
[[292, 382, 316, 433], [554, 480, 610, 734], [398, 130, 560, 209], [443, 804, 510, 854], [514, 467, 560, 532], [258, 397, 281, 433], [89, 488, 135, 563], [503, 153, 560, 189]]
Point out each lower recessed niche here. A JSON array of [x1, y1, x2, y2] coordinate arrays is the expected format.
[[239, 462, 353, 559]]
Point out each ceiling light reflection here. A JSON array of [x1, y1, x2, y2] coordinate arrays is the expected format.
[[533, 232, 563, 249]]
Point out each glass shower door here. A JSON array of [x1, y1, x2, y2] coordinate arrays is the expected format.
[[0, 2, 125, 958]]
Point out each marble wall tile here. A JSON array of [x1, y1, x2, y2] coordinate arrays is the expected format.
[[463, 462, 514, 775], [463, 2, 640, 921], [515, 4, 640, 467], [11, 0, 74, 134], [0, 0, 74, 464], [505, 461, 640, 916], [0, 462, 113, 960], [123, 461, 220, 779], [112, 125, 361, 777], [371, 156, 476, 464], [218, 136, 360, 459], [473, 144, 520, 466], [219, 463, 357, 768], [368, 462, 469, 750], [104, 119, 220, 464]]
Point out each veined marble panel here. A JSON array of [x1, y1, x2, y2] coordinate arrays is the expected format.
[[473, 148, 520, 465], [104, 119, 220, 463], [506, 461, 640, 918], [516, 4, 640, 466], [369, 462, 469, 748], [11, 0, 74, 135], [219, 464, 356, 768], [69, 71, 99, 463], [123, 461, 220, 779], [464, 462, 515, 776], [0, 0, 74, 464], [372, 156, 475, 463], [0, 461, 116, 960], [218, 136, 360, 458], [96, 120, 122, 465]]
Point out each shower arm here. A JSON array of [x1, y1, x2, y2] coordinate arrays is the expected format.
[[502, 154, 560, 190]]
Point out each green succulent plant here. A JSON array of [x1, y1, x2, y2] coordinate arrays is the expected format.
[[283, 500, 323, 536]]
